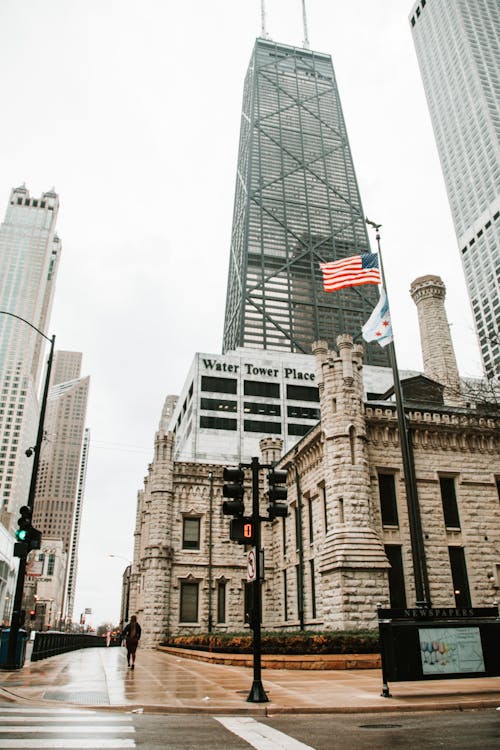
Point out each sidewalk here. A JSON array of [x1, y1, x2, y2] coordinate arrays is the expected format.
[[1, 646, 499, 715]]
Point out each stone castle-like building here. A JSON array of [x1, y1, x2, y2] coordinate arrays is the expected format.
[[129, 276, 500, 646]]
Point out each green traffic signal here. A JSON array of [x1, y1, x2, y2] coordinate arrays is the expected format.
[[15, 528, 28, 541]]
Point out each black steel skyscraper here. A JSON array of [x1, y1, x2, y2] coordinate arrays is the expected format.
[[223, 37, 388, 366]]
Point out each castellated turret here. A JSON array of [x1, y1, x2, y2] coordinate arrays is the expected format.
[[132, 429, 175, 646], [310, 336, 390, 628], [410, 275, 465, 407]]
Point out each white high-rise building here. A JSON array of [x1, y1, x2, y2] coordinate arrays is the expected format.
[[409, 0, 500, 379], [0, 184, 61, 625], [0, 185, 61, 520]]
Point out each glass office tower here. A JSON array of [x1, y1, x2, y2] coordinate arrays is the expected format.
[[410, 0, 499, 379], [223, 38, 388, 366]]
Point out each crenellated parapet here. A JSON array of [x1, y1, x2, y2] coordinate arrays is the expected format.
[[366, 406, 499, 454]]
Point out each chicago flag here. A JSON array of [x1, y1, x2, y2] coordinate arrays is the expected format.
[[362, 287, 393, 347]]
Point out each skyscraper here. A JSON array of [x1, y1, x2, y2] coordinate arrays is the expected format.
[[0, 185, 61, 520], [410, 0, 499, 379], [222, 37, 388, 366], [31, 351, 90, 623]]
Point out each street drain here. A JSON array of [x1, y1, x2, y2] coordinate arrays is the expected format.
[[359, 724, 402, 729]]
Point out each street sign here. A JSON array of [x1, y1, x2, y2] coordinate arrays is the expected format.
[[247, 548, 256, 582]]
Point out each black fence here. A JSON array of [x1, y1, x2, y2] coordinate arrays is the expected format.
[[31, 632, 117, 661]]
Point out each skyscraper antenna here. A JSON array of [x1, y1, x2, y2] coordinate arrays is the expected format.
[[260, 0, 269, 39], [301, 0, 310, 49]]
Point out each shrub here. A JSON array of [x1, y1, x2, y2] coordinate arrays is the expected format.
[[161, 630, 380, 654]]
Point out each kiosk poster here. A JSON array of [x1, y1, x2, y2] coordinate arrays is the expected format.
[[418, 627, 485, 675]]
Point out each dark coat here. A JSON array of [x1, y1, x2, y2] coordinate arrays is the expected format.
[[121, 621, 142, 644]]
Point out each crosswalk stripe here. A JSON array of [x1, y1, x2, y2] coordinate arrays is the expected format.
[[0, 716, 132, 723], [0, 726, 135, 733], [215, 716, 316, 750], [0, 741, 135, 749], [0, 708, 98, 714]]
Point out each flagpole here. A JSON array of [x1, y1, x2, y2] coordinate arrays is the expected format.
[[365, 219, 431, 608]]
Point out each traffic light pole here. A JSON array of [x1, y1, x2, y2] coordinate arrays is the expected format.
[[223, 456, 287, 702], [4, 329, 55, 669], [246, 456, 268, 703]]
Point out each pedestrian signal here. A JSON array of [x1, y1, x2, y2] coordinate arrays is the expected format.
[[230, 517, 255, 545]]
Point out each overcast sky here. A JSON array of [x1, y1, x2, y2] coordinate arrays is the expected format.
[[0, 1, 483, 628]]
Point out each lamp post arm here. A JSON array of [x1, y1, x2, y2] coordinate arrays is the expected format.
[[0, 310, 52, 344]]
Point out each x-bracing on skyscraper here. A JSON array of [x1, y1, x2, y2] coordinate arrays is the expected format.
[[223, 38, 389, 367]]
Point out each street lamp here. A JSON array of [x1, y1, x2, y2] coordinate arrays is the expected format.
[[106, 554, 132, 565], [0, 310, 55, 669]]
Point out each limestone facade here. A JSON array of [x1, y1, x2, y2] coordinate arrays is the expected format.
[[130, 337, 500, 646]]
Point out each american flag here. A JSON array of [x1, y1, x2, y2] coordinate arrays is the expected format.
[[320, 253, 381, 292]]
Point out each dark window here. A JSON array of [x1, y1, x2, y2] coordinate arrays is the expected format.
[[287, 405, 320, 419], [449, 547, 471, 607], [294, 506, 300, 550], [200, 397, 237, 412], [385, 545, 407, 608], [244, 401, 281, 416], [308, 498, 314, 543], [244, 420, 281, 434], [296, 564, 303, 620], [288, 423, 312, 436], [217, 581, 226, 623], [201, 375, 237, 394], [180, 582, 199, 622], [47, 554, 55, 576], [244, 380, 280, 398], [283, 569, 288, 621], [200, 416, 237, 431], [440, 477, 460, 528], [495, 477, 500, 501], [182, 518, 200, 550], [321, 484, 328, 532], [282, 516, 287, 554], [310, 559, 317, 619], [286, 384, 319, 402], [378, 473, 398, 526]]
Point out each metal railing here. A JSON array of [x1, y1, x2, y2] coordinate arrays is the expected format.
[[31, 632, 118, 661]]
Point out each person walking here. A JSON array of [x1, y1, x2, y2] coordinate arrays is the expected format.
[[121, 615, 141, 669]]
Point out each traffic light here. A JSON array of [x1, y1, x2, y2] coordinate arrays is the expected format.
[[230, 516, 255, 545], [267, 468, 288, 520], [222, 466, 245, 516], [15, 505, 41, 552], [15, 505, 32, 542], [29, 609, 36, 621]]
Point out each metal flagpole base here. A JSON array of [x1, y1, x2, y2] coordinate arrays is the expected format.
[[247, 680, 269, 703]]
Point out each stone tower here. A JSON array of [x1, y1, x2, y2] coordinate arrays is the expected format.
[[131, 429, 175, 647], [410, 275, 464, 407], [311, 336, 390, 628]]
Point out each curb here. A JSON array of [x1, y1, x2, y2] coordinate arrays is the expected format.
[[156, 646, 381, 670]]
